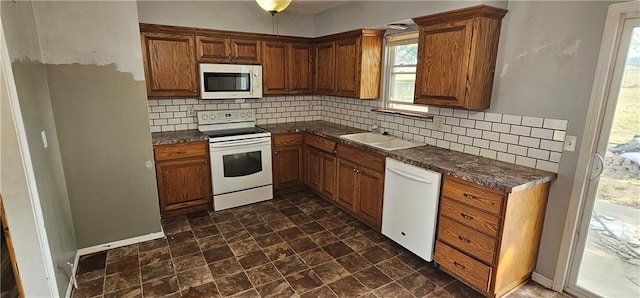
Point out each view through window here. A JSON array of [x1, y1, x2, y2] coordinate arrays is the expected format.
[[385, 32, 428, 113]]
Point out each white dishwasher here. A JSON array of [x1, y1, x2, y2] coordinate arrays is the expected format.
[[382, 158, 442, 261]]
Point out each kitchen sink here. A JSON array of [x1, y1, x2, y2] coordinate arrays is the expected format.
[[340, 132, 424, 151]]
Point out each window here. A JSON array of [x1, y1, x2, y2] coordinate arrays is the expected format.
[[383, 32, 428, 114]]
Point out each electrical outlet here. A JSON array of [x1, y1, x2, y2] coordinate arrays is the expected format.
[[41, 130, 48, 148], [564, 135, 577, 152], [433, 117, 444, 131], [187, 106, 195, 117]]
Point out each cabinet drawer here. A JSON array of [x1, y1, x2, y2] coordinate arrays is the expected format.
[[305, 134, 336, 153], [336, 144, 384, 172], [437, 217, 496, 264], [435, 241, 492, 292], [442, 176, 505, 216], [440, 198, 500, 237], [273, 133, 303, 147], [154, 142, 208, 161]]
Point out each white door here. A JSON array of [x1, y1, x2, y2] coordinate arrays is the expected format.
[[566, 15, 640, 298]]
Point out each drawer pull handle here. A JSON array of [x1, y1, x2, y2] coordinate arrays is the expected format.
[[458, 236, 471, 243], [463, 193, 476, 200], [453, 262, 466, 270], [460, 213, 474, 220], [175, 151, 187, 155]]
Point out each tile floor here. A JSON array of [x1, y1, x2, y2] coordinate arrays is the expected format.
[[72, 190, 568, 298]]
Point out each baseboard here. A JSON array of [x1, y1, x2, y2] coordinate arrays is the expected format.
[[532, 271, 554, 289], [76, 231, 165, 256], [64, 252, 80, 298]]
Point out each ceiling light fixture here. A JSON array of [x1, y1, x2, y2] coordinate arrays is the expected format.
[[387, 23, 409, 31], [256, 0, 292, 16]]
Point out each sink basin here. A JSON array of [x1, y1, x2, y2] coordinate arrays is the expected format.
[[340, 132, 424, 151], [340, 132, 394, 143]]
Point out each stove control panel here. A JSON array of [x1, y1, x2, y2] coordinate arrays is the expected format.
[[197, 109, 256, 125]]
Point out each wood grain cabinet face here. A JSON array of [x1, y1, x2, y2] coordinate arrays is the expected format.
[[141, 32, 198, 97], [336, 159, 359, 210], [314, 41, 336, 95], [262, 42, 313, 95], [272, 134, 304, 190], [305, 147, 323, 193], [413, 6, 507, 110], [434, 175, 550, 297], [196, 36, 261, 64], [335, 37, 361, 98], [154, 142, 211, 215]]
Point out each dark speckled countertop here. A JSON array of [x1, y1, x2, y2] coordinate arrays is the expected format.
[[151, 129, 208, 145], [258, 121, 556, 193]]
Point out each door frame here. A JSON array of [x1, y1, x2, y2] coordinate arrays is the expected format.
[[0, 18, 59, 296], [554, 1, 640, 294]]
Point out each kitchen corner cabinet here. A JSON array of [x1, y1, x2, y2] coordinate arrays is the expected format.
[[304, 134, 338, 200], [434, 176, 550, 297], [196, 36, 261, 64], [272, 133, 304, 190], [313, 41, 336, 95], [141, 31, 198, 97], [262, 41, 313, 95], [413, 5, 507, 110], [315, 30, 384, 99], [336, 143, 385, 230], [154, 142, 212, 216]]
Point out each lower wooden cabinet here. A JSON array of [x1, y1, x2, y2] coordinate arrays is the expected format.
[[305, 145, 338, 200], [434, 176, 550, 297], [154, 141, 212, 215], [272, 133, 304, 190]]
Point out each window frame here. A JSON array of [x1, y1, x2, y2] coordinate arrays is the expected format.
[[382, 31, 429, 114]]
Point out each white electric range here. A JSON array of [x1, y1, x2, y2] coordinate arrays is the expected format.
[[197, 109, 273, 211]]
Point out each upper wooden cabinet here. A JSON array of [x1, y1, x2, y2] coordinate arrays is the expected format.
[[196, 36, 261, 64], [262, 41, 313, 95], [141, 32, 198, 97], [413, 5, 507, 110], [314, 41, 336, 95], [315, 30, 384, 99]]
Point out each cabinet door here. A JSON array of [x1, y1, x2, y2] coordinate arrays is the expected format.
[[321, 153, 337, 201], [414, 19, 473, 108], [289, 43, 313, 94], [336, 159, 358, 210], [230, 39, 261, 64], [196, 36, 230, 63], [335, 37, 361, 98], [156, 157, 211, 214], [262, 42, 289, 95], [273, 146, 303, 189], [314, 42, 335, 95], [142, 32, 198, 97], [306, 147, 322, 193], [355, 166, 384, 229]]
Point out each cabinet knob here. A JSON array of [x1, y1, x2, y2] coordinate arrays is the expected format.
[[352, 91, 356, 95], [453, 262, 466, 270], [352, 168, 356, 172], [204, 161, 209, 165], [460, 213, 474, 220], [458, 236, 471, 243], [274, 151, 278, 155]]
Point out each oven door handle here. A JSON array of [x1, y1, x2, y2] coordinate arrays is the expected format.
[[209, 138, 271, 149]]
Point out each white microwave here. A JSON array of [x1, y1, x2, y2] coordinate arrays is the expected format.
[[199, 63, 262, 99]]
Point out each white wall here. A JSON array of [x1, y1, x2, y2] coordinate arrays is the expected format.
[[137, 1, 315, 37]]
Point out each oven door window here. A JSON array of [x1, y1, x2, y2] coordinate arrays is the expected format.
[[204, 72, 250, 92], [222, 151, 262, 177]]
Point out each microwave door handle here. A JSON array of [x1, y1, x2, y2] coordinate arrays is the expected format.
[[209, 138, 270, 149]]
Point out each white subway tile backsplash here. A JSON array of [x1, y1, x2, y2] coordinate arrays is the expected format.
[[149, 95, 567, 173], [522, 116, 544, 127], [492, 123, 510, 133], [543, 118, 568, 130], [516, 156, 536, 168], [475, 121, 492, 131], [484, 112, 502, 122], [531, 128, 554, 139], [502, 114, 522, 125], [510, 125, 531, 136], [468, 111, 485, 120], [540, 139, 564, 152]]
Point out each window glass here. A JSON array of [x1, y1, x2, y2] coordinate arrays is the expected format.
[[384, 33, 428, 114]]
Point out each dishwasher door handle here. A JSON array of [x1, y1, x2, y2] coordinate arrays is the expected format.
[[386, 165, 433, 184]]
